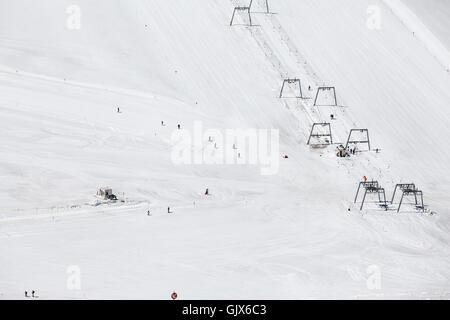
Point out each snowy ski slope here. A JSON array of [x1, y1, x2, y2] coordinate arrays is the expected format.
[[0, 0, 449, 299]]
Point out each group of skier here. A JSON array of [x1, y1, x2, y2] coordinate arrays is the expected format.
[[117, 108, 184, 130], [336, 144, 357, 158], [146, 188, 211, 216], [24, 290, 36, 298]]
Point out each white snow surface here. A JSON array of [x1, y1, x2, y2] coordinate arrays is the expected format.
[[0, 0, 449, 299]]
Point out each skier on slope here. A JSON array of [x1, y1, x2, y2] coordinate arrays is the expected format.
[[336, 145, 345, 157], [205, 188, 209, 195]]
